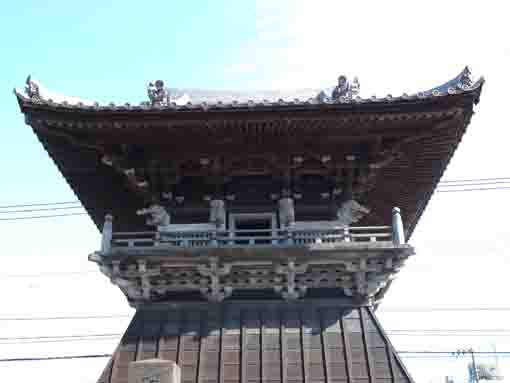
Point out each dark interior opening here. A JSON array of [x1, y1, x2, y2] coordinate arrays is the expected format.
[[235, 218, 272, 243]]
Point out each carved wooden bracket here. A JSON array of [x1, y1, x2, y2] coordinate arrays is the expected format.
[[197, 258, 232, 302], [274, 261, 308, 300]]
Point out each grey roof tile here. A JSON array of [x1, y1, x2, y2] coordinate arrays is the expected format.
[[15, 67, 484, 112]]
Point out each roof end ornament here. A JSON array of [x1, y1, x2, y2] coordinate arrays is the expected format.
[[459, 66, 473, 88], [317, 75, 360, 102], [332, 75, 360, 99], [427, 66, 483, 96], [25, 75, 41, 100], [146, 80, 191, 106], [147, 80, 170, 106]]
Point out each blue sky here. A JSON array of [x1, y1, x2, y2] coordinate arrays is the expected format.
[[1, 1, 510, 382], [1, 0, 256, 204]]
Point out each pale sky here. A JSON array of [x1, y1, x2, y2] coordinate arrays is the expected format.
[[1, 1, 510, 382]]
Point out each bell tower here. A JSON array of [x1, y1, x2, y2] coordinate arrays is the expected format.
[[16, 68, 483, 383]]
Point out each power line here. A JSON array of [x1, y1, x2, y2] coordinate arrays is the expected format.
[[0, 177, 509, 212], [0, 354, 111, 363], [440, 177, 510, 183], [0, 333, 121, 341], [1, 270, 97, 279], [398, 351, 510, 355], [5, 331, 510, 345], [0, 212, 88, 221], [2, 306, 510, 321], [0, 187, 506, 222], [380, 306, 510, 312], [3, 328, 510, 344], [436, 186, 510, 193], [0, 201, 80, 209], [0, 314, 131, 321], [0, 206, 83, 214], [0, 181, 507, 222], [2, 351, 510, 363], [0, 333, 122, 342], [0, 337, 120, 345], [389, 333, 510, 337], [438, 181, 510, 187], [389, 328, 510, 333]]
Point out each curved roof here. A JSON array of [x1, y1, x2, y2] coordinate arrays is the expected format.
[[15, 67, 483, 112], [14, 68, 484, 238]]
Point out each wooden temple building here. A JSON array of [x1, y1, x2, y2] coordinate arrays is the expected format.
[[15, 68, 483, 383]]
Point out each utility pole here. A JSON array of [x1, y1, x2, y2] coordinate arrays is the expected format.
[[452, 348, 478, 383]]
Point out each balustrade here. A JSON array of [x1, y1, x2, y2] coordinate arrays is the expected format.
[[101, 208, 405, 252], [104, 225, 400, 251]]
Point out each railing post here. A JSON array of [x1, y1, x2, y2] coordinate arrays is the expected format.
[[392, 207, 405, 245], [211, 230, 218, 247], [343, 227, 351, 242], [286, 228, 294, 245], [154, 231, 161, 247], [229, 228, 235, 246], [101, 214, 113, 254]]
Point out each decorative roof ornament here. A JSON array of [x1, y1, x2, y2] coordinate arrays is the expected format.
[[332, 75, 360, 100], [316, 75, 360, 102], [147, 80, 170, 106], [459, 66, 473, 88], [24, 75, 40, 99], [336, 199, 370, 226], [136, 203, 171, 227], [426, 66, 478, 95]]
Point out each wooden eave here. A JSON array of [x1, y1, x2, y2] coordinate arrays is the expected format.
[[16, 84, 483, 239]]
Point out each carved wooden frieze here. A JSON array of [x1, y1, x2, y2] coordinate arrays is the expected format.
[[91, 250, 410, 304]]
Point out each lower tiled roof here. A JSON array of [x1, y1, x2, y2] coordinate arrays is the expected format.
[[98, 302, 413, 383]]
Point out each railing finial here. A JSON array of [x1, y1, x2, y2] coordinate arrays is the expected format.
[[392, 207, 405, 245], [101, 214, 113, 253]]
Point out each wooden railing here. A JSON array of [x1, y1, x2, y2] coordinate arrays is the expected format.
[[100, 208, 405, 252]]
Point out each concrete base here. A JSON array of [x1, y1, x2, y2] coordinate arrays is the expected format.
[[128, 359, 180, 383]]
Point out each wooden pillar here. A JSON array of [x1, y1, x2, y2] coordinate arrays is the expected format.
[[101, 214, 113, 254], [210, 199, 226, 230], [343, 155, 355, 202], [392, 207, 405, 245]]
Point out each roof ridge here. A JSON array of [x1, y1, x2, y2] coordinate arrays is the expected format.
[[15, 67, 484, 111]]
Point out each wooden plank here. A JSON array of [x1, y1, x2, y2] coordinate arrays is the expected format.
[[359, 308, 375, 383], [339, 311, 352, 383]]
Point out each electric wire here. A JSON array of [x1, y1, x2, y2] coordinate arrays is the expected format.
[[0, 206, 84, 214], [0, 270, 97, 279], [439, 177, 510, 183], [0, 184, 508, 336], [2, 351, 510, 363], [0, 186, 509, 222], [3, 328, 510, 344], [0, 314, 132, 321], [0, 201, 80, 209], [3, 306, 510, 321], [4, 332, 510, 345], [0, 178, 509, 222], [436, 186, 510, 193], [0, 212, 88, 221], [0, 354, 111, 362], [0, 178, 509, 210]]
